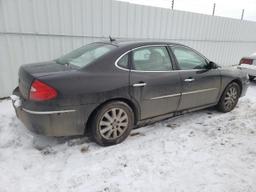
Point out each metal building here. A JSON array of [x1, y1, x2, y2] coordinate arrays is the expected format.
[[0, 0, 256, 97]]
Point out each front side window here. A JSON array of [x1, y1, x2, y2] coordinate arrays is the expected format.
[[171, 46, 208, 70], [131, 46, 172, 71], [56, 43, 116, 68]]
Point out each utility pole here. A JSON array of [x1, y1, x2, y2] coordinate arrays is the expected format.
[[171, 0, 174, 10], [212, 3, 216, 16], [241, 9, 244, 20]]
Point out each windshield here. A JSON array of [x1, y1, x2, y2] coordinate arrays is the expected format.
[[55, 43, 116, 67]]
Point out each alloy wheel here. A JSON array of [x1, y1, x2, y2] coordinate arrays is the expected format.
[[224, 86, 238, 111], [99, 108, 129, 140]]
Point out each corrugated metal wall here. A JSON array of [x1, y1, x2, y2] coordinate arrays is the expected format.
[[1, 0, 256, 97]]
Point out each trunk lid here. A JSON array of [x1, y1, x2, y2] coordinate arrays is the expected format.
[[18, 61, 73, 99]]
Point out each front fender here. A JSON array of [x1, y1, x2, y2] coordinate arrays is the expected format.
[[219, 67, 249, 99]]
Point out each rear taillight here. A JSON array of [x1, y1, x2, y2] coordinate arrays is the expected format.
[[239, 58, 253, 65], [29, 80, 57, 101]]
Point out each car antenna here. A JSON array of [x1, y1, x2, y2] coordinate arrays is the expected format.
[[109, 35, 116, 42]]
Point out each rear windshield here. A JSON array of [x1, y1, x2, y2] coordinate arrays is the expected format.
[[55, 43, 116, 68]]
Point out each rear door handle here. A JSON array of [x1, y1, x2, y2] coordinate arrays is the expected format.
[[133, 82, 147, 87], [184, 78, 195, 82]]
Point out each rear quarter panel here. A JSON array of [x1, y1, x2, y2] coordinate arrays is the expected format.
[[38, 70, 131, 105], [30, 68, 133, 135]]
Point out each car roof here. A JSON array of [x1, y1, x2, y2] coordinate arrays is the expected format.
[[98, 39, 183, 49]]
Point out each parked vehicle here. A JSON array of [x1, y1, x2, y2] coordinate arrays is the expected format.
[[12, 41, 249, 146], [239, 53, 256, 80]]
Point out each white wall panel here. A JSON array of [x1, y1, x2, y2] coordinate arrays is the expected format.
[[1, 0, 256, 97]]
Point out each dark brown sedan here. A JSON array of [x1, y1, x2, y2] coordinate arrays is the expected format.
[[12, 40, 249, 146]]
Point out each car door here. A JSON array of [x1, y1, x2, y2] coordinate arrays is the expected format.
[[128, 45, 182, 120], [170, 45, 221, 110]]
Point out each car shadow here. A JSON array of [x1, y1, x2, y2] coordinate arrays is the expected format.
[[249, 80, 256, 86]]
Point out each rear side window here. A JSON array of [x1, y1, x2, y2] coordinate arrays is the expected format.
[[56, 43, 116, 68], [171, 46, 208, 70], [131, 46, 172, 71], [117, 54, 129, 69]]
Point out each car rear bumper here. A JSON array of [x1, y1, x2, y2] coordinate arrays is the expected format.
[[11, 88, 86, 137]]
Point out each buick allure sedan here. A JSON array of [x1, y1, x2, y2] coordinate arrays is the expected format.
[[12, 41, 249, 146]]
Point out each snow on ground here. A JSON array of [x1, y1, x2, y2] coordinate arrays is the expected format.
[[0, 84, 256, 192]]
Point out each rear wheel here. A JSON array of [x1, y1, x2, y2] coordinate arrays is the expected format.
[[91, 101, 134, 146], [217, 82, 241, 112]]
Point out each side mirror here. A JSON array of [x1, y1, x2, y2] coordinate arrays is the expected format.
[[207, 61, 216, 69]]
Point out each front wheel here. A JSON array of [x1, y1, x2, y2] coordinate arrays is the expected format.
[[217, 82, 241, 113], [91, 101, 134, 146]]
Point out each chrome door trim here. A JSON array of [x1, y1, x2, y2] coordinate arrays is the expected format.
[[22, 108, 76, 115], [115, 44, 220, 73], [182, 88, 218, 95], [150, 93, 181, 100], [149, 88, 218, 100]]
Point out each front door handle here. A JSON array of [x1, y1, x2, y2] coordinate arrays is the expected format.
[[184, 78, 195, 82], [133, 82, 147, 87]]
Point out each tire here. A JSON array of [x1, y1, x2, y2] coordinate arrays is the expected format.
[[91, 101, 134, 146], [217, 82, 241, 113]]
